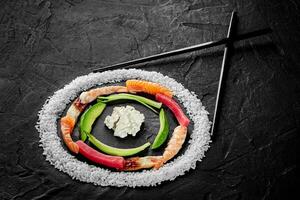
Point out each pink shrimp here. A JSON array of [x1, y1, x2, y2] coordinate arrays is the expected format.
[[154, 126, 187, 169], [79, 86, 128, 104], [60, 98, 88, 154], [60, 115, 79, 154]]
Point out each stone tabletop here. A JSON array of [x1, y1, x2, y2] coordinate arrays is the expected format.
[[0, 0, 299, 199]]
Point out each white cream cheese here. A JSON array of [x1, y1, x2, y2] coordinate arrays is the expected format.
[[104, 105, 145, 138]]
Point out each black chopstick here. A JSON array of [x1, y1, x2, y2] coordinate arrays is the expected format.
[[211, 11, 237, 135], [92, 27, 271, 72]]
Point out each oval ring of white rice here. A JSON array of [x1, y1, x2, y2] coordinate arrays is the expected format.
[[36, 69, 211, 187]]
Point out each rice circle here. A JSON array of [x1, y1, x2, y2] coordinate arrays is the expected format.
[[36, 69, 211, 187]]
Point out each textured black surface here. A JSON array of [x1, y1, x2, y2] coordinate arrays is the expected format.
[[0, 0, 299, 199]]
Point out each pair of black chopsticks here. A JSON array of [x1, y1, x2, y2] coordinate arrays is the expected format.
[[93, 11, 272, 135]]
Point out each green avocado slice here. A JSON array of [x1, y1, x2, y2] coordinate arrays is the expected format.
[[151, 108, 169, 149], [80, 102, 106, 141], [79, 101, 151, 156], [97, 93, 162, 113], [86, 132, 151, 156]]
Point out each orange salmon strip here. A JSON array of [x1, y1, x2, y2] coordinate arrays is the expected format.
[[126, 80, 173, 98]]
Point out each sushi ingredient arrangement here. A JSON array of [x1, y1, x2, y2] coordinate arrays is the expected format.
[[104, 105, 145, 138], [60, 79, 190, 171], [37, 69, 211, 186]]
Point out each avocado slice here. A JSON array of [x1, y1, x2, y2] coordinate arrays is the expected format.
[[151, 108, 169, 149], [80, 102, 106, 141], [86, 132, 151, 156], [97, 93, 162, 113]]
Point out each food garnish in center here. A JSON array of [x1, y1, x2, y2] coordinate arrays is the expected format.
[[104, 105, 145, 138]]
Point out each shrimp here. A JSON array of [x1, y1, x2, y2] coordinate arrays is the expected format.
[[60, 115, 79, 154], [124, 124, 187, 171], [124, 156, 162, 171], [126, 80, 173, 98], [154, 126, 187, 169], [79, 86, 128, 104]]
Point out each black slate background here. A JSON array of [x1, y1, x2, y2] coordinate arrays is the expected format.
[[0, 0, 299, 199]]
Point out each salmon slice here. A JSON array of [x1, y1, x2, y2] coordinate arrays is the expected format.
[[126, 80, 173, 98]]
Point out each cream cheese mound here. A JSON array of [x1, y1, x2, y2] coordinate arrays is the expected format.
[[104, 105, 145, 138]]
